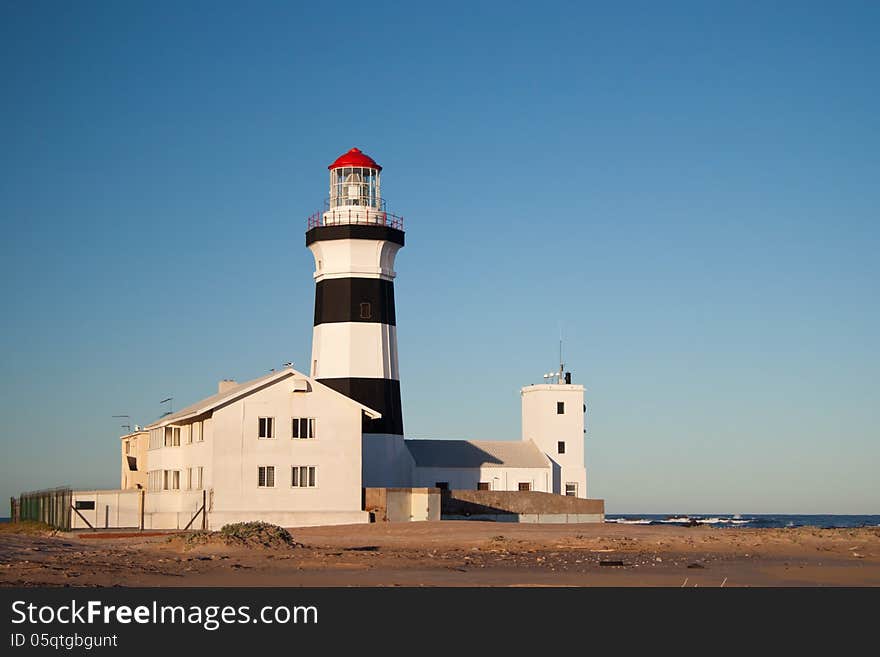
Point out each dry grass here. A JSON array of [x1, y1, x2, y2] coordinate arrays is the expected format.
[[0, 520, 57, 536]]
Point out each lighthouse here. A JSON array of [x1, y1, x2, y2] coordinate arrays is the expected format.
[[306, 148, 405, 439]]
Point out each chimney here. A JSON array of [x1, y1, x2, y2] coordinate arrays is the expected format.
[[218, 379, 237, 393]]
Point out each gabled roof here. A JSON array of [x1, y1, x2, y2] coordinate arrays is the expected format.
[[404, 439, 551, 469], [145, 367, 381, 429]]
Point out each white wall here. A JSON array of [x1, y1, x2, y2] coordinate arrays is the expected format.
[[362, 434, 414, 487], [120, 431, 148, 490], [412, 466, 552, 493], [521, 384, 588, 497], [308, 238, 401, 282], [71, 490, 141, 529], [209, 376, 365, 520]]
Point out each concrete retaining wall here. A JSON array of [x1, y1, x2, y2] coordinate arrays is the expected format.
[[442, 490, 604, 523], [442, 513, 604, 523]]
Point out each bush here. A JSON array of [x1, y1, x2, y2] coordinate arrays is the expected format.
[[218, 522, 296, 548], [180, 522, 297, 550]]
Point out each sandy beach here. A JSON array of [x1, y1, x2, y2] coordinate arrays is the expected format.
[[1, 521, 878, 587]]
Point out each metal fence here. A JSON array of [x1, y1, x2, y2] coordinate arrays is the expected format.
[[17, 487, 72, 531]]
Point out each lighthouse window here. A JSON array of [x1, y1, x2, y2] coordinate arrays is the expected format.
[[557, 441, 566, 454], [258, 417, 275, 439], [360, 302, 372, 320], [557, 401, 565, 414]]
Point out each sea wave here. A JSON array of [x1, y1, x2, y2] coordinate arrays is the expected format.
[[604, 518, 653, 524], [604, 514, 880, 529]]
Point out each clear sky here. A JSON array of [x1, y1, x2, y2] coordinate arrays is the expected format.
[[1, 1, 878, 514]]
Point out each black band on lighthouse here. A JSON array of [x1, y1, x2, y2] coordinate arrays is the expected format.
[[314, 278, 396, 326], [317, 378, 404, 435], [306, 224, 405, 247]]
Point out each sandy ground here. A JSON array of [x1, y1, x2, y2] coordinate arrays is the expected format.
[[1, 521, 878, 587]]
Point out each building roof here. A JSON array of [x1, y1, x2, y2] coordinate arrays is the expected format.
[[144, 367, 381, 429], [328, 147, 382, 171], [404, 439, 550, 469]]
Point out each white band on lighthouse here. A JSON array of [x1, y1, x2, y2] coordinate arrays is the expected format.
[[311, 323, 399, 381]]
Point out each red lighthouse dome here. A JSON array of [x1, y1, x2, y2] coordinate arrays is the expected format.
[[328, 147, 382, 171]]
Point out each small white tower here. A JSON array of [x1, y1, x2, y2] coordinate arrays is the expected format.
[[521, 365, 588, 498], [306, 147, 405, 437]]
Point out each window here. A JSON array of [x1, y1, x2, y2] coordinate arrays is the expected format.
[[258, 417, 274, 439], [164, 427, 180, 447], [557, 401, 565, 414], [149, 429, 162, 450], [161, 469, 180, 490], [518, 482, 531, 491], [258, 466, 275, 488], [477, 482, 490, 491], [557, 441, 566, 454], [192, 421, 202, 443], [291, 466, 316, 488], [124, 441, 130, 455], [74, 500, 95, 510], [565, 482, 578, 497], [186, 468, 192, 490], [148, 470, 161, 491], [196, 466, 203, 490], [435, 482, 449, 490], [359, 302, 372, 320], [184, 424, 192, 444], [292, 417, 316, 439]]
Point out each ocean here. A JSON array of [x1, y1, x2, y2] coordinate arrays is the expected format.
[[605, 514, 880, 529]]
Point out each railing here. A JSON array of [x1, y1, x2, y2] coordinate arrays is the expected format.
[[307, 203, 404, 231]]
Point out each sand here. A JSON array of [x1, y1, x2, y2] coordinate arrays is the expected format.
[[1, 521, 878, 587]]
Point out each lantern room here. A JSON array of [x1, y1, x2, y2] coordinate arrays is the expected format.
[[329, 148, 382, 209], [308, 147, 404, 230]]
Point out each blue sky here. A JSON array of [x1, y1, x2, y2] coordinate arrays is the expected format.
[[1, 1, 878, 514]]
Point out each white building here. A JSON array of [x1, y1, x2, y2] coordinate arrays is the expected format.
[[373, 378, 590, 498], [139, 368, 378, 528]]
